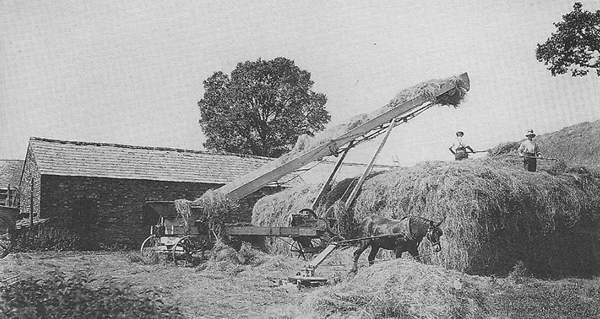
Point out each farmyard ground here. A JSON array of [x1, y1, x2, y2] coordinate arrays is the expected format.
[[2, 248, 600, 319]]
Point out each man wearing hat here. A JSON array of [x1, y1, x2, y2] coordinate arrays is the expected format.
[[518, 129, 541, 172], [449, 131, 475, 161]]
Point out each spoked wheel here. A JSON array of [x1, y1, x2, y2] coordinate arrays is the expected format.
[[324, 207, 340, 235], [172, 236, 205, 267], [0, 214, 16, 259], [290, 240, 305, 259], [290, 238, 324, 260], [140, 235, 159, 256]]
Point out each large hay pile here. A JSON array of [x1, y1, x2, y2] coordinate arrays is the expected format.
[[251, 184, 322, 254], [302, 258, 490, 319], [488, 119, 600, 170], [253, 158, 600, 277], [535, 120, 600, 169]]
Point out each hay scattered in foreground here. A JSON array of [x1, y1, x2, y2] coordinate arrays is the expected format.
[[302, 258, 490, 319]]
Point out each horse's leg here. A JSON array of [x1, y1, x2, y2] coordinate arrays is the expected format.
[[394, 238, 408, 259], [395, 246, 404, 259], [367, 244, 379, 266], [408, 245, 420, 262], [350, 240, 370, 273]]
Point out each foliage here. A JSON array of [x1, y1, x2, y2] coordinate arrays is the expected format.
[[0, 271, 185, 319], [198, 57, 330, 157], [536, 2, 600, 76], [13, 225, 82, 252]]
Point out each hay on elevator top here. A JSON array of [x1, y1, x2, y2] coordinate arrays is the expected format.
[[292, 75, 468, 154]]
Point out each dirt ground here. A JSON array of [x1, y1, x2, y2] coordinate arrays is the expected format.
[[2, 248, 600, 319], [0, 247, 360, 319]]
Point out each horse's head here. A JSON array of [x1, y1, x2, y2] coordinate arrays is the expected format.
[[426, 217, 445, 252]]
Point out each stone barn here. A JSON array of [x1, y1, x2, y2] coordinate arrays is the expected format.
[[0, 159, 23, 207], [19, 137, 285, 249]]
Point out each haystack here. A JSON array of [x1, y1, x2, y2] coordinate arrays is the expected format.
[[253, 158, 600, 277], [251, 184, 322, 254], [302, 258, 490, 319]]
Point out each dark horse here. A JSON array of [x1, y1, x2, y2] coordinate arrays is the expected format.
[[350, 215, 445, 273]]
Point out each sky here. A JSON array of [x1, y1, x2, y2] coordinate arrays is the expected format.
[[2, 0, 600, 169]]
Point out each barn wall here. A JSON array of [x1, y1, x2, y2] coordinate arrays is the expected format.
[[38, 175, 279, 249], [19, 146, 42, 219]]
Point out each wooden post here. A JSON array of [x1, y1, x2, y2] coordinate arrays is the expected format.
[[30, 178, 34, 226], [310, 142, 353, 211], [5, 184, 10, 206], [344, 118, 397, 210]]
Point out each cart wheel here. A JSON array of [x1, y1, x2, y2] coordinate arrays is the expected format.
[[324, 207, 340, 235], [0, 214, 16, 259], [290, 240, 306, 259], [291, 238, 323, 260], [172, 236, 204, 267], [140, 235, 159, 256]]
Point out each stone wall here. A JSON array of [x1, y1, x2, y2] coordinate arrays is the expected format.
[[35, 175, 279, 249]]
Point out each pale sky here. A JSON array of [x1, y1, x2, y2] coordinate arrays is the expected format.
[[2, 0, 600, 167]]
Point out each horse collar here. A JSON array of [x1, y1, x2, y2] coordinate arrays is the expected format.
[[400, 218, 416, 241]]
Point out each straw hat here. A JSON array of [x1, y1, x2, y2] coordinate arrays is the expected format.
[[525, 129, 536, 137]]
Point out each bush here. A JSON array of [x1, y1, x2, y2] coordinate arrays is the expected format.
[[13, 225, 82, 252], [0, 271, 185, 319]]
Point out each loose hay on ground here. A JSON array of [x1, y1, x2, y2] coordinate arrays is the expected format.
[[301, 259, 490, 319]]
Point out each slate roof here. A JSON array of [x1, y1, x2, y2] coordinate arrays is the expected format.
[[27, 137, 276, 185], [0, 160, 23, 189]]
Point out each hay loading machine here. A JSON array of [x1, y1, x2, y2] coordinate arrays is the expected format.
[[143, 73, 470, 280]]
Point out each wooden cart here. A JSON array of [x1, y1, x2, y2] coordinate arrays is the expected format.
[[140, 203, 337, 265]]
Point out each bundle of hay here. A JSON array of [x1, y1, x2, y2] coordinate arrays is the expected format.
[[251, 184, 322, 254], [253, 158, 600, 277], [302, 258, 490, 319], [197, 240, 269, 272], [534, 120, 600, 169], [174, 190, 241, 238]]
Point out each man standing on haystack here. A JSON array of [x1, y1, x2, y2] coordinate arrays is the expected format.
[[518, 129, 541, 172], [449, 131, 475, 160]]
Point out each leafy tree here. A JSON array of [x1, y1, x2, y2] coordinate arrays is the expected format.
[[536, 2, 600, 76], [198, 57, 329, 157]]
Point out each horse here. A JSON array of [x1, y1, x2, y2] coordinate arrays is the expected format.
[[350, 215, 445, 273]]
